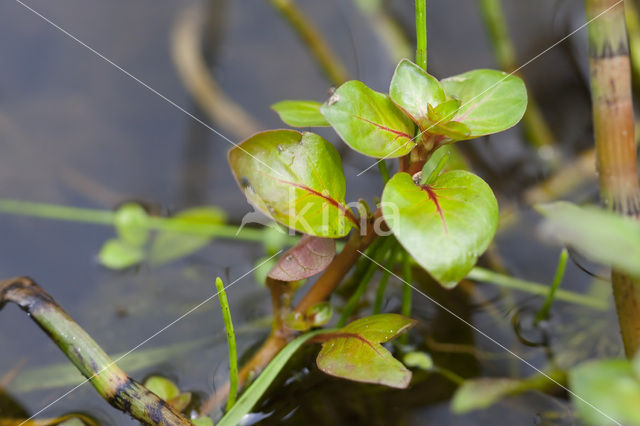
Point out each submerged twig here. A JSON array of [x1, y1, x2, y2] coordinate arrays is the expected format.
[[171, 3, 262, 139], [268, 0, 348, 86], [0, 277, 191, 425], [478, 0, 557, 157]]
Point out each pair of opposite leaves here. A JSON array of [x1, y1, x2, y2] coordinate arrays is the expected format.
[[229, 59, 527, 288]]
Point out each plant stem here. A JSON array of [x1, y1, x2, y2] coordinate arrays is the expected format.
[[467, 267, 607, 310], [378, 160, 390, 183], [415, 0, 427, 71], [0, 277, 191, 425], [478, 0, 556, 153], [400, 250, 413, 344], [0, 198, 298, 245], [373, 245, 399, 314], [350, 0, 412, 63], [202, 219, 379, 414], [215, 278, 238, 411], [338, 237, 394, 326], [586, 0, 640, 357], [534, 248, 569, 324], [269, 0, 348, 86], [401, 251, 413, 318]]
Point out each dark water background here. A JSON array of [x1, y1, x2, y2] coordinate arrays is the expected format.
[[0, 0, 623, 424]]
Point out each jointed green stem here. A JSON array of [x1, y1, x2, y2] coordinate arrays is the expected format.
[[0, 277, 191, 425]]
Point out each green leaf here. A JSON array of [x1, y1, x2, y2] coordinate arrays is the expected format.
[[192, 417, 214, 426], [316, 314, 416, 388], [144, 376, 181, 401], [229, 130, 354, 237], [321, 81, 415, 158], [389, 59, 446, 124], [149, 207, 227, 265], [191, 417, 214, 426], [98, 239, 144, 270], [537, 202, 640, 278], [451, 378, 523, 414], [570, 358, 640, 425], [271, 100, 330, 127], [440, 69, 527, 139], [382, 171, 498, 288], [403, 351, 433, 371], [114, 203, 149, 247], [268, 235, 336, 281], [420, 147, 450, 185], [218, 330, 329, 426]]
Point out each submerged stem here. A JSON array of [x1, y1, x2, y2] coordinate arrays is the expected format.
[[269, 0, 348, 86], [478, 0, 556, 152], [0, 277, 191, 425]]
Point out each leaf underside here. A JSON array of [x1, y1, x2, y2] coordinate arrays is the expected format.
[[268, 235, 336, 281]]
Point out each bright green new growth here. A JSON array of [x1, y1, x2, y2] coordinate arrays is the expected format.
[[271, 100, 330, 127], [320, 80, 416, 158], [229, 130, 353, 238], [440, 69, 527, 138], [382, 170, 498, 288]]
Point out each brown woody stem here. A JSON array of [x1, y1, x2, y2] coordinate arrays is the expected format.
[[586, 0, 640, 357], [0, 277, 191, 425]]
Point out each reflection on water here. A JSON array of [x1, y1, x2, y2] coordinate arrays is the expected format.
[[0, 0, 619, 424]]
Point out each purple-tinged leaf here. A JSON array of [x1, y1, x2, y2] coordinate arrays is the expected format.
[[268, 235, 336, 281]]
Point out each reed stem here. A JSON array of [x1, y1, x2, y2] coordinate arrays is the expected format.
[[586, 0, 640, 357]]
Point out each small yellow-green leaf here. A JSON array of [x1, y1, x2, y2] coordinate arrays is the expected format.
[[382, 171, 498, 288], [440, 69, 527, 139], [340, 313, 416, 343], [271, 100, 330, 127], [403, 351, 433, 371], [144, 376, 181, 401], [316, 314, 416, 389], [168, 392, 192, 412], [389, 59, 446, 124], [98, 239, 144, 270], [114, 203, 149, 247], [321, 80, 415, 158], [452, 378, 523, 413], [229, 130, 353, 237], [193, 417, 215, 426]]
